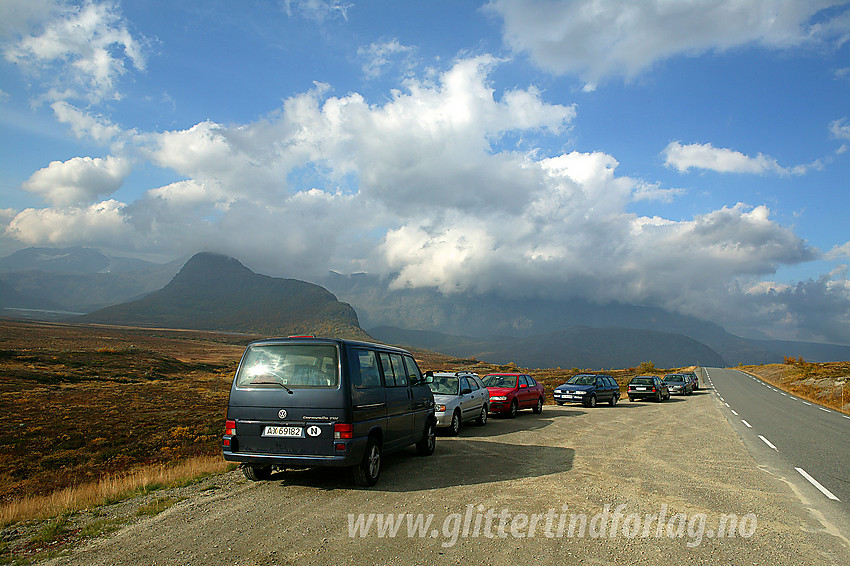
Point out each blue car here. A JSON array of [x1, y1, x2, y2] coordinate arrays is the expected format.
[[554, 374, 620, 408]]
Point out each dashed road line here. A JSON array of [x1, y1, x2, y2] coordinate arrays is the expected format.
[[795, 468, 840, 501], [758, 435, 778, 451], [731, 409, 738, 416], [741, 419, 752, 428]]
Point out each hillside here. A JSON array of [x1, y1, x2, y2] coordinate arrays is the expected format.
[[77, 253, 369, 340], [370, 325, 726, 369]]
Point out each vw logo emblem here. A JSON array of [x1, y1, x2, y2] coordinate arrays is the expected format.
[[306, 426, 321, 437], [278, 409, 287, 419]]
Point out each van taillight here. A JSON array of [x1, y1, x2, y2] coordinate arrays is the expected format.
[[334, 423, 353, 439], [225, 420, 236, 436]]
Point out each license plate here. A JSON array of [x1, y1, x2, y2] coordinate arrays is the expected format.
[[263, 426, 303, 438], [636, 387, 646, 391]]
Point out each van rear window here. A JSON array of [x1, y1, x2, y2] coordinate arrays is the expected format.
[[236, 344, 339, 388]]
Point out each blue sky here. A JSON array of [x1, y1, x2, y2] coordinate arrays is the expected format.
[[1, 0, 849, 344]]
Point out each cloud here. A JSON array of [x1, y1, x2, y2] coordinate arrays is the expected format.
[[831, 117, 850, 139], [2, 0, 145, 104], [825, 241, 850, 259], [50, 100, 124, 142], [282, 0, 352, 23], [22, 155, 131, 206], [662, 141, 795, 174], [486, 0, 850, 89], [5, 199, 130, 247], [358, 39, 416, 79]]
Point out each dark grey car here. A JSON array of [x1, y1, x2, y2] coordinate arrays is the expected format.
[[627, 375, 671, 402], [222, 337, 436, 487]]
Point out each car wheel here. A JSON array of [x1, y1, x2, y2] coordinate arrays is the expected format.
[[449, 410, 461, 436], [585, 394, 597, 408], [353, 437, 381, 487], [416, 420, 436, 456], [475, 405, 488, 426], [242, 464, 272, 481], [533, 397, 543, 414], [508, 399, 518, 418], [556, 401, 565, 406], [609, 393, 619, 406]]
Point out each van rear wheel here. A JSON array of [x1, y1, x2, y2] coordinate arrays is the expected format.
[[353, 437, 381, 487], [242, 464, 272, 481]]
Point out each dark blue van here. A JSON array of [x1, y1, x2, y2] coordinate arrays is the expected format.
[[223, 336, 436, 487]]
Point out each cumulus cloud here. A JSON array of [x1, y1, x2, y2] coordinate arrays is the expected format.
[[5, 199, 130, 247], [22, 155, 131, 206], [486, 0, 850, 89], [662, 141, 797, 175], [2, 0, 145, 104]]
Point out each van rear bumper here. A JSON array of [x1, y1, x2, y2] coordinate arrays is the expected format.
[[222, 437, 367, 468]]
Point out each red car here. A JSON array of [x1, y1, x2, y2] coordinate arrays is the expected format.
[[482, 373, 545, 418]]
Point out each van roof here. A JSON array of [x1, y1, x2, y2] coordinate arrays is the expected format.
[[246, 336, 413, 355]]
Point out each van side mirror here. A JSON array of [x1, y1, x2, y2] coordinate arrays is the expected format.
[[520, 383, 528, 388]]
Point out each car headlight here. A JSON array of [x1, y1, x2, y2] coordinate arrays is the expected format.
[[490, 396, 507, 401], [435, 404, 446, 412]]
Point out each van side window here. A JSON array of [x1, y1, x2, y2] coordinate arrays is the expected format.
[[403, 355, 423, 386], [378, 353, 396, 386], [389, 353, 407, 387], [460, 377, 470, 392], [351, 348, 381, 389], [379, 352, 408, 387], [518, 375, 528, 387]]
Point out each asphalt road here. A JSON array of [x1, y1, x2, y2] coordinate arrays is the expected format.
[[702, 367, 849, 530], [47, 384, 849, 566]]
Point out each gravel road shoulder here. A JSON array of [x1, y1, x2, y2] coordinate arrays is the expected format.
[[44, 390, 849, 565]]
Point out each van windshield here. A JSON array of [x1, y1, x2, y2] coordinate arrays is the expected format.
[[236, 344, 339, 388]]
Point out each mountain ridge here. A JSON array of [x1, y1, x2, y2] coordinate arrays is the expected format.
[[76, 253, 369, 340]]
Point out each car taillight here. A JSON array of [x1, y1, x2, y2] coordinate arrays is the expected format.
[[650, 387, 656, 392], [225, 420, 236, 436], [334, 423, 353, 439]]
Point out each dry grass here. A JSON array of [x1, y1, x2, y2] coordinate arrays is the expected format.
[[741, 360, 849, 414], [0, 455, 230, 527]]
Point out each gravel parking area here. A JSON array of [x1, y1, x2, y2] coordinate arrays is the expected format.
[[46, 390, 849, 565]]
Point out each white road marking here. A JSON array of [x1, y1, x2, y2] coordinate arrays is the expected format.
[[819, 407, 830, 413], [741, 420, 752, 428], [758, 435, 778, 451], [802, 401, 811, 406], [724, 402, 729, 407], [731, 410, 738, 416], [795, 468, 840, 501]]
